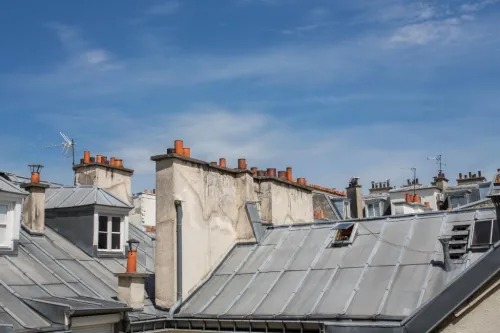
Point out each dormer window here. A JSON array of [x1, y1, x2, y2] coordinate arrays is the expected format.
[[449, 194, 469, 208], [98, 215, 123, 251], [471, 220, 499, 248], [331, 222, 358, 247], [367, 203, 382, 217], [0, 203, 10, 247]]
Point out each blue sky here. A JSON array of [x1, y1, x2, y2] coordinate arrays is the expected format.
[[1, 0, 500, 193]]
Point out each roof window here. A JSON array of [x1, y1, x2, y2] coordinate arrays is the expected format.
[[471, 220, 499, 248], [330, 222, 357, 247]]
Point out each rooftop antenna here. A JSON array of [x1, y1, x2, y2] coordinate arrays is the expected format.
[[42, 132, 76, 165], [401, 167, 417, 197], [427, 154, 446, 175]]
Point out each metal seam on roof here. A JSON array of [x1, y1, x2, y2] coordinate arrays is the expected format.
[[27, 230, 103, 298], [57, 186, 80, 208], [3, 255, 55, 297], [247, 227, 312, 316], [219, 226, 291, 316], [375, 216, 416, 315], [76, 186, 96, 206], [18, 246, 83, 298], [342, 218, 389, 314], [277, 227, 336, 316], [195, 244, 259, 315]]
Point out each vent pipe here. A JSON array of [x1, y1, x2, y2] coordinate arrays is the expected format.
[[438, 237, 454, 272], [169, 200, 183, 316]]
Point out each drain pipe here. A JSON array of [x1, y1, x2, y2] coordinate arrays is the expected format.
[[169, 200, 183, 316], [438, 237, 454, 272]]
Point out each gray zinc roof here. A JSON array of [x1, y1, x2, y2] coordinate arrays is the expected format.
[[45, 185, 132, 209], [0, 176, 27, 196], [177, 209, 492, 322], [0, 223, 159, 331]]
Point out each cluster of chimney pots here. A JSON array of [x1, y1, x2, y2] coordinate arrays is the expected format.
[[168, 140, 344, 195], [405, 193, 430, 208], [80, 150, 126, 168]]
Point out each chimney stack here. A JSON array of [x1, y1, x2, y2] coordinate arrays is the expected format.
[[346, 178, 363, 219], [115, 239, 151, 310], [21, 165, 49, 235]]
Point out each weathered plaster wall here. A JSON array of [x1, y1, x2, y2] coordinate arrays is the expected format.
[[155, 158, 257, 309], [22, 187, 46, 233], [257, 180, 313, 224], [439, 278, 500, 333], [75, 165, 133, 205]]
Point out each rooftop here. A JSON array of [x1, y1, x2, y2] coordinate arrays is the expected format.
[[177, 209, 492, 322], [45, 185, 133, 209]]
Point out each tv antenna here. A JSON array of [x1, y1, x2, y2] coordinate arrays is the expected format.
[[42, 132, 76, 165], [427, 154, 445, 175], [401, 167, 417, 197]]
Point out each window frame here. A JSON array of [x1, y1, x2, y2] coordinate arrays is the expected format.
[[471, 219, 499, 248], [0, 200, 13, 249], [331, 223, 358, 247], [97, 214, 124, 252]]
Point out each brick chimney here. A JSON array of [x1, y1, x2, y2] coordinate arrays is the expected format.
[[21, 165, 49, 235], [74, 150, 134, 205], [346, 177, 363, 219]]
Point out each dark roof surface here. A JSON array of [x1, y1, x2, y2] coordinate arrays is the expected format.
[[0, 223, 159, 331], [177, 209, 491, 322]]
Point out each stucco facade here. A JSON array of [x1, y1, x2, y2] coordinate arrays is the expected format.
[[256, 179, 313, 224], [154, 157, 257, 309], [130, 192, 156, 228], [74, 163, 134, 205]]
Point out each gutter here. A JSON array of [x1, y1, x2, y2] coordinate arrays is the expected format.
[[169, 200, 183, 317]]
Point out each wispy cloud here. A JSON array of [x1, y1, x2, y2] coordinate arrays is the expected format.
[[144, 1, 181, 16], [389, 18, 462, 45], [460, 0, 499, 12]]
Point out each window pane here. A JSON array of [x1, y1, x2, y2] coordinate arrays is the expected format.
[[98, 233, 108, 249], [112, 217, 121, 232], [492, 220, 499, 243], [99, 216, 108, 232], [473, 220, 492, 245], [0, 204, 7, 223], [111, 234, 121, 250], [374, 205, 381, 217]]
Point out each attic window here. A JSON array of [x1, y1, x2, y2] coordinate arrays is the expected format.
[[331, 222, 357, 247], [471, 220, 499, 248]]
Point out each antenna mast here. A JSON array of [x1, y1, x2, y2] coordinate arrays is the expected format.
[[42, 132, 76, 165], [427, 154, 446, 176]]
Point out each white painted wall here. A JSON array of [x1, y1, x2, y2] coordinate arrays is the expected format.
[[129, 193, 156, 228], [0, 192, 23, 250], [390, 187, 441, 214]]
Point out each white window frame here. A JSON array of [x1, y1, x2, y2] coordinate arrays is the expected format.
[[97, 214, 124, 252], [331, 223, 359, 247], [0, 201, 14, 249], [471, 219, 498, 247], [366, 202, 382, 218]]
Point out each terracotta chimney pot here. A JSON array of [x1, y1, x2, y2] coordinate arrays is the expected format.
[[31, 172, 40, 184], [167, 148, 175, 154], [219, 158, 226, 168], [257, 170, 266, 176], [424, 201, 430, 208], [183, 148, 191, 158], [267, 168, 277, 177], [96, 155, 103, 164], [210, 161, 217, 166], [297, 177, 306, 185], [278, 171, 287, 180], [110, 157, 116, 166], [83, 151, 90, 164], [286, 167, 293, 182], [174, 140, 184, 156], [238, 158, 247, 169], [251, 167, 258, 176]]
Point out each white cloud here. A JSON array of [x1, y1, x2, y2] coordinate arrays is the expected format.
[[460, 0, 499, 12], [83, 50, 109, 65], [389, 18, 462, 45], [83, 105, 500, 193], [144, 1, 181, 16]]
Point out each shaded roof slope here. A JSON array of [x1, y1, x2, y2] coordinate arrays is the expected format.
[[177, 209, 491, 321], [0, 223, 158, 331], [45, 185, 132, 209], [0, 176, 27, 196]]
